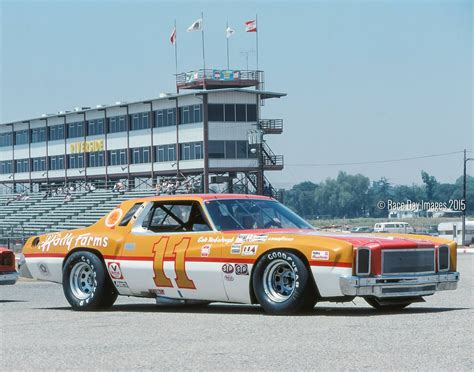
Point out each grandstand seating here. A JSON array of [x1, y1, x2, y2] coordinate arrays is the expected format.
[[0, 189, 156, 238]]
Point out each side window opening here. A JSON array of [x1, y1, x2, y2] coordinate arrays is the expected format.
[[143, 201, 211, 233]]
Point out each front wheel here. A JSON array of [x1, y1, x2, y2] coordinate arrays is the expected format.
[[63, 251, 118, 311], [252, 250, 317, 315]]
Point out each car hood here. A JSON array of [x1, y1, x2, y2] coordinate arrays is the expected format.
[[229, 228, 446, 249]]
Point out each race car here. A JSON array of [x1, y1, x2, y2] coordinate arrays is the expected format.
[[0, 246, 19, 285], [21, 194, 459, 314]]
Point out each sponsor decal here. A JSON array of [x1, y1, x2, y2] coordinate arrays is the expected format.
[[235, 234, 252, 243], [268, 236, 294, 242], [149, 288, 165, 296], [311, 250, 330, 260], [235, 264, 249, 276], [230, 244, 242, 254], [224, 274, 234, 282], [242, 245, 258, 256], [222, 263, 234, 274], [105, 208, 124, 228], [251, 234, 268, 243], [236, 234, 267, 243], [37, 262, 50, 276], [201, 245, 211, 257], [107, 262, 123, 279], [113, 280, 129, 288], [38, 232, 109, 252], [133, 203, 147, 221], [198, 236, 234, 244]]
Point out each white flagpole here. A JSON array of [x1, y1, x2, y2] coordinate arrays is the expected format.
[[174, 19, 179, 92], [226, 21, 230, 70], [174, 20, 180, 176], [201, 12, 207, 89], [256, 14, 259, 71]]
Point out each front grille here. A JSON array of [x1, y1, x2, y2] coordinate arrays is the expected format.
[[382, 249, 435, 275]]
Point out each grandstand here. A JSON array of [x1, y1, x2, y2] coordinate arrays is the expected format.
[[0, 189, 156, 250]]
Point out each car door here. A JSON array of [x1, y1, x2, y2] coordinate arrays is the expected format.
[[119, 200, 229, 302]]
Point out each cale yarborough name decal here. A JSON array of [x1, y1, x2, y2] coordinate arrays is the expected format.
[[39, 232, 109, 252]]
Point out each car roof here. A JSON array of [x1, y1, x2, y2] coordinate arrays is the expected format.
[[117, 194, 274, 208]]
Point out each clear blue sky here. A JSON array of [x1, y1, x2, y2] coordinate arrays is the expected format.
[[1, 0, 472, 188]]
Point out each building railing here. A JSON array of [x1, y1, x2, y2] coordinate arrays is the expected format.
[[259, 119, 283, 132], [261, 142, 284, 169], [263, 155, 284, 167], [176, 69, 262, 86]]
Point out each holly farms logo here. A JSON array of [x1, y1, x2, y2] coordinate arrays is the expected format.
[[38, 232, 109, 252]]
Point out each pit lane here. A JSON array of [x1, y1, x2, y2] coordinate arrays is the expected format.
[[1, 255, 472, 370]]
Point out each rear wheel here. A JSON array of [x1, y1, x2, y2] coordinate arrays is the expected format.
[[63, 251, 118, 311], [252, 250, 317, 315], [365, 297, 414, 311]]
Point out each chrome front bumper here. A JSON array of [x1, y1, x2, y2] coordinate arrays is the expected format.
[[0, 271, 19, 285], [340, 272, 460, 298]]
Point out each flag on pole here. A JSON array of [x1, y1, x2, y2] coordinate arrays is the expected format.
[[226, 26, 235, 38], [244, 19, 257, 32], [170, 27, 176, 45], [187, 18, 202, 32]]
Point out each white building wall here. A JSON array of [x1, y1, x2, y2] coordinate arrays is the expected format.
[[208, 91, 256, 104]]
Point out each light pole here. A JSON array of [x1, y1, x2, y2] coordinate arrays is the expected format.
[[462, 149, 473, 246]]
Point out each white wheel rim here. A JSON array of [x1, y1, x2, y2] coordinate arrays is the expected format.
[[69, 261, 96, 300], [263, 259, 296, 303]]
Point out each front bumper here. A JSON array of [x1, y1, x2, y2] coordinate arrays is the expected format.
[[340, 272, 460, 298], [0, 271, 19, 285]]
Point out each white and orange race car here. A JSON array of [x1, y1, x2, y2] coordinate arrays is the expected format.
[[22, 194, 459, 314]]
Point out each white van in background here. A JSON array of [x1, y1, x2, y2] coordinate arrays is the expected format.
[[374, 222, 415, 234]]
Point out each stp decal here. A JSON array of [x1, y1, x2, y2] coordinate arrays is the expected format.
[[222, 264, 234, 274], [235, 264, 249, 276]]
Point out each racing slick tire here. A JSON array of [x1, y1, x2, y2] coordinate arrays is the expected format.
[[252, 249, 317, 315], [365, 297, 414, 311], [63, 251, 118, 311]]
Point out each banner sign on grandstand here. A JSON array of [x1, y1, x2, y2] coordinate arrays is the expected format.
[[70, 140, 104, 154]]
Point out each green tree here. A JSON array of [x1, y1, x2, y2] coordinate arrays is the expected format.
[[315, 172, 370, 218], [284, 181, 318, 218], [421, 171, 438, 200]]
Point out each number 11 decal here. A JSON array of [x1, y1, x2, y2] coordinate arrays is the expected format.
[[152, 237, 196, 289]]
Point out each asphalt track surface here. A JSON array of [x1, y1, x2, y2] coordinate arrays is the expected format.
[[1, 255, 472, 371]]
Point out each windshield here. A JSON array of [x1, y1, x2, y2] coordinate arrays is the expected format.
[[204, 199, 314, 231]]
